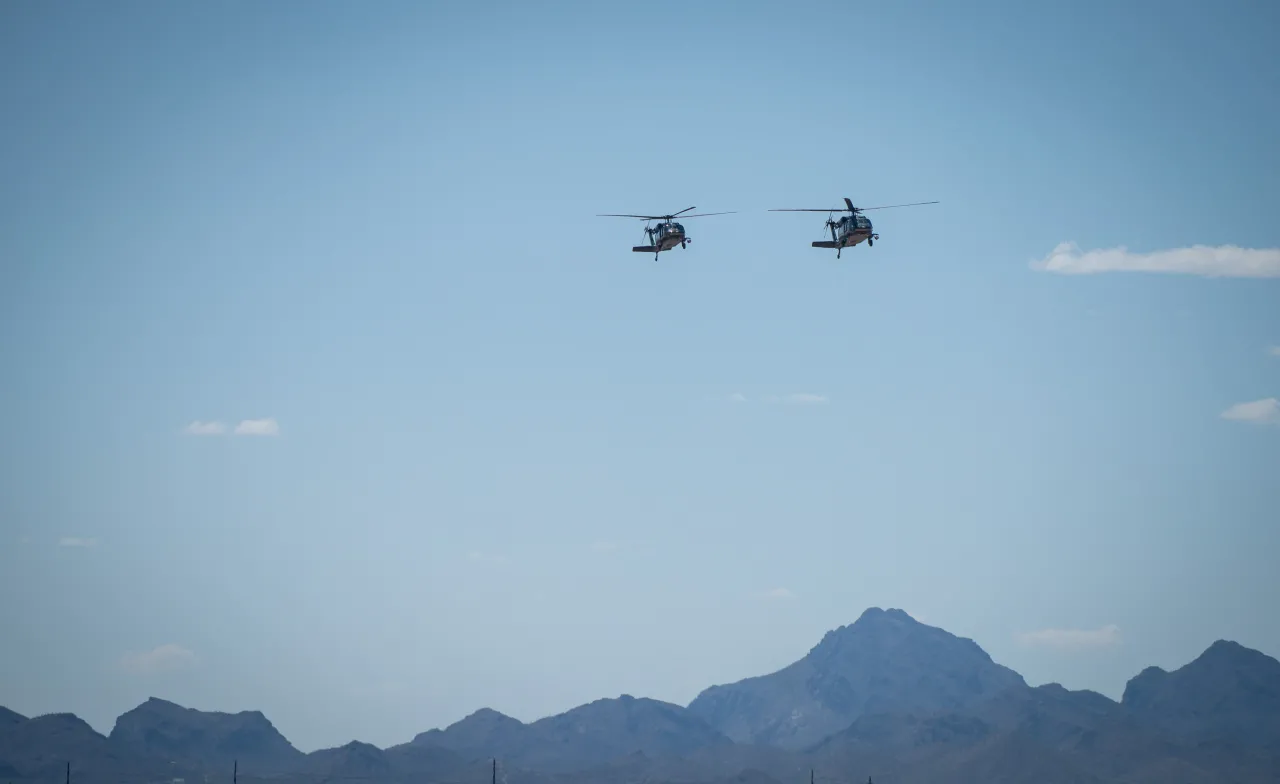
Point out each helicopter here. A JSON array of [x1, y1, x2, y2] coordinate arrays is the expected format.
[[770, 197, 938, 258], [597, 206, 735, 261]]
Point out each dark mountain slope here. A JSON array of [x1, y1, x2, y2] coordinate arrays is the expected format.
[[0, 712, 192, 784], [302, 741, 392, 777], [408, 707, 526, 760], [687, 607, 1026, 749], [1122, 638, 1280, 751], [108, 697, 303, 773], [7, 613, 1280, 784], [0, 706, 26, 727], [413, 695, 732, 772]]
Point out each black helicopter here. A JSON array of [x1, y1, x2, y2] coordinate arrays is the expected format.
[[770, 197, 938, 258], [597, 206, 735, 261]]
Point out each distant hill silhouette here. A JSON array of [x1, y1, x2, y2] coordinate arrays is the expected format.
[[1123, 638, 1280, 750], [687, 607, 1026, 749], [411, 695, 732, 771], [0, 712, 195, 784], [301, 740, 392, 777], [409, 707, 526, 760], [109, 696, 303, 774], [3, 608, 1277, 784]]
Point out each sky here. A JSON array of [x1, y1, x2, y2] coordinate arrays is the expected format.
[[2, 0, 1279, 755]]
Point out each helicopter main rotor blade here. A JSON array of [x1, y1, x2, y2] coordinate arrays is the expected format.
[[598, 209, 734, 219], [856, 201, 941, 211], [771, 200, 941, 213]]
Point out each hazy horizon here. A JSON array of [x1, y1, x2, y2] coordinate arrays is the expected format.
[[2, 0, 1277, 753], [4, 606, 1264, 754]]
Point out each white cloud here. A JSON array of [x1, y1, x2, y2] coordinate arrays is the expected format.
[[234, 418, 280, 436], [182, 421, 226, 436], [1015, 624, 1121, 650], [58, 537, 98, 548], [468, 550, 508, 565], [758, 587, 797, 600], [120, 644, 197, 675], [729, 393, 747, 403], [1032, 242, 1280, 278], [1220, 397, 1280, 425]]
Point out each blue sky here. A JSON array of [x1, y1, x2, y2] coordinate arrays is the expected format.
[[2, 0, 1278, 753]]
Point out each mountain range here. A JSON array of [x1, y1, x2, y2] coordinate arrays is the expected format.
[[3, 608, 1277, 784]]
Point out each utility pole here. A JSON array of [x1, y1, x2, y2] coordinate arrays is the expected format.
[[234, 760, 238, 784], [491, 758, 496, 784]]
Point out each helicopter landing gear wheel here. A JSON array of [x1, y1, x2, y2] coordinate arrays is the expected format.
[[868, 238, 873, 247]]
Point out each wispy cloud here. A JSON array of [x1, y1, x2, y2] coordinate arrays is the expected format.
[[757, 587, 797, 600], [590, 540, 624, 553], [1015, 624, 1121, 650], [468, 550, 509, 565], [182, 421, 226, 436], [764, 393, 829, 405], [182, 418, 280, 436], [120, 644, 197, 675], [729, 393, 747, 403], [1032, 242, 1280, 278], [1221, 397, 1280, 425], [1268, 346, 1280, 358], [234, 418, 280, 436], [58, 537, 99, 548]]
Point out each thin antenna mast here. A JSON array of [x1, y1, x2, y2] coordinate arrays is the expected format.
[[234, 760, 238, 784], [492, 758, 497, 784]]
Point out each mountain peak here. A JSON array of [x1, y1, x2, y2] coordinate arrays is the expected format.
[[109, 698, 301, 772], [854, 606, 915, 622], [1200, 638, 1265, 663], [409, 706, 525, 751], [688, 607, 1024, 749], [812, 608, 926, 652], [463, 707, 518, 722], [1122, 638, 1280, 748]]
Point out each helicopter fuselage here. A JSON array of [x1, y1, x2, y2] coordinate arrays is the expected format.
[[812, 214, 877, 256], [773, 196, 936, 258], [633, 221, 689, 255], [834, 214, 874, 247]]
